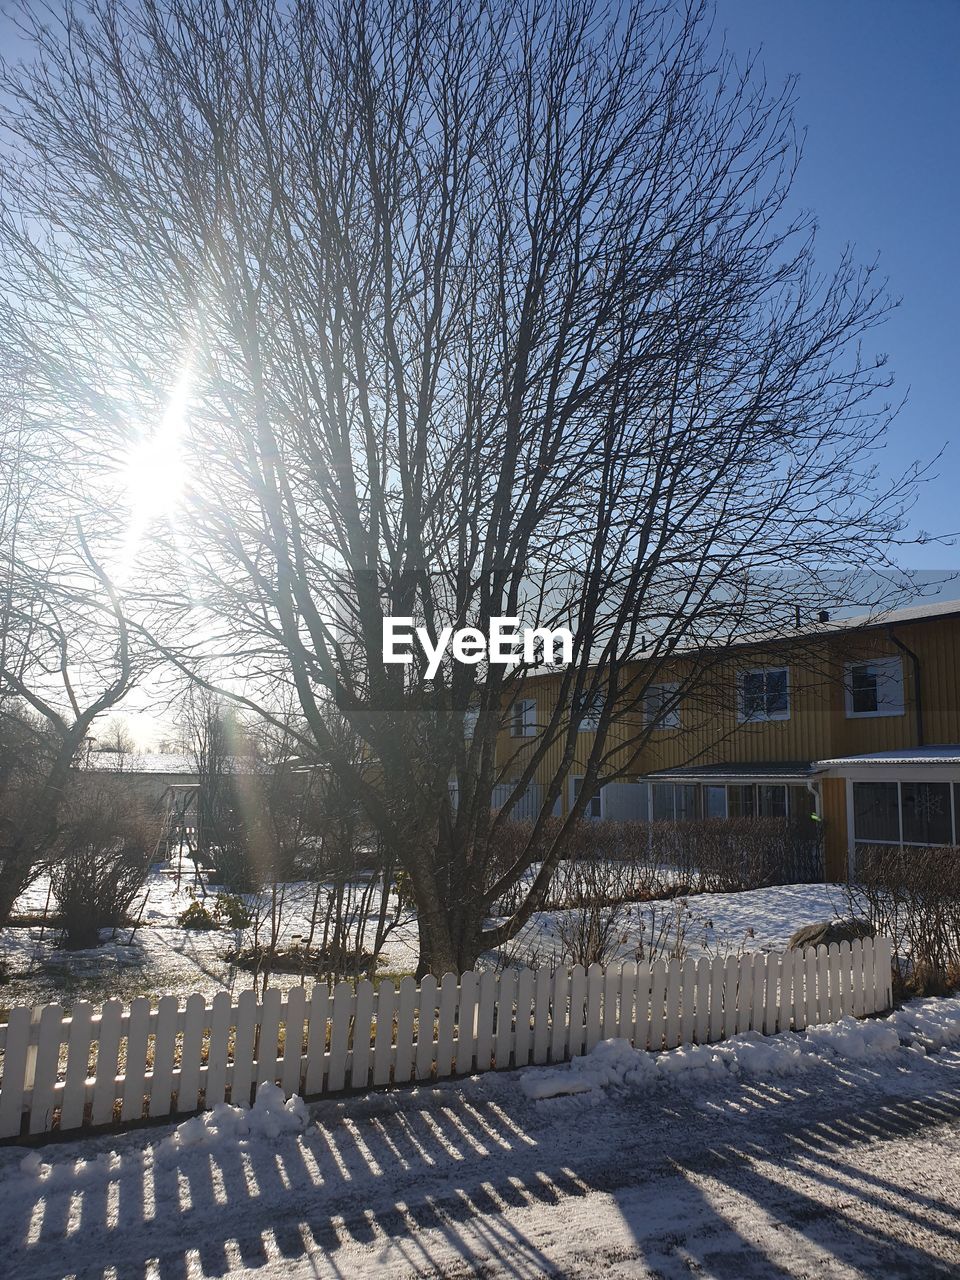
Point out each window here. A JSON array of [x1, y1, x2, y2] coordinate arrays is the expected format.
[[652, 783, 675, 821], [676, 784, 699, 821], [727, 784, 756, 817], [704, 785, 727, 818], [572, 775, 603, 819], [901, 782, 952, 846], [853, 782, 900, 844], [463, 707, 479, 740], [510, 698, 536, 737], [844, 657, 904, 717], [739, 668, 790, 722], [758, 784, 787, 818], [574, 689, 605, 732], [643, 683, 680, 729]]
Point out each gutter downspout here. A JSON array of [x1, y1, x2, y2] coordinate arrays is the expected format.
[[886, 627, 924, 747]]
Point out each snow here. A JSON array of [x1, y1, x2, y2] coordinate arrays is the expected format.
[[3, 994, 960, 1280], [4, 875, 849, 1008]]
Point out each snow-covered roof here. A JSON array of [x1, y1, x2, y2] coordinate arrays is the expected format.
[[812, 745, 960, 773], [83, 751, 197, 774]]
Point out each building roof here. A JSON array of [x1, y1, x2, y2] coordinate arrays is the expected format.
[[644, 761, 814, 783]]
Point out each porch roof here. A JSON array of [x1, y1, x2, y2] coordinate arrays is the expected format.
[[643, 761, 813, 785], [812, 745, 960, 777]]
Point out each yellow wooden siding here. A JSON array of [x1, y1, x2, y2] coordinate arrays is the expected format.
[[819, 776, 848, 882]]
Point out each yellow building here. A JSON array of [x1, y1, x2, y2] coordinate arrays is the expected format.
[[496, 600, 960, 881]]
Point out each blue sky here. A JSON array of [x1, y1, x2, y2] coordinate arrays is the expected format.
[[713, 1, 959, 570]]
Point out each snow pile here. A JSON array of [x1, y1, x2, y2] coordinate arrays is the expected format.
[[520, 1007, 936, 1102], [888, 994, 960, 1053], [158, 1082, 309, 1157]]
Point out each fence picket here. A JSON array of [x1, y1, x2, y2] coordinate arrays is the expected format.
[[763, 954, 780, 1036], [30, 1005, 64, 1135], [476, 971, 498, 1071], [815, 945, 830, 1023], [602, 967, 619, 1041], [120, 998, 151, 1122], [549, 968, 569, 1063], [282, 987, 308, 1097], [532, 968, 551, 1065], [861, 937, 876, 1014], [0, 1006, 30, 1138], [804, 947, 819, 1026], [694, 958, 710, 1045], [256, 987, 283, 1087], [722, 956, 739, 1039], [585, 964, 604, 1052], [618, 961, 637, 1040], [496, 970, 518, 1070], [372, 982, 396, 1086], [415, 975, 438, 1081], [304, 985, 329, 1095], [708, 957, 725, 1043], [204, 991, 233, 1106], [827, 943, 842, 1021], [177, 992, 207, 1111], [649, 959, 667, 1051], [351, 981, 375, 1089], [395, 976, 418, 1083], [633, 964, 651, 1050], [454, 972, 477, 1075], [679, 958, 696, 1046], [513, 969, 534, 1068], [850, 939, 865, 1017], [568, 965, 587, 1058], [60, 1002, 94, 1132], [232, 989, 259, 1106], [91, 1000, 123, 1125], [327, 983, 354, 1092], [735, 955, 754, 1035], [149, 995, 179, 1117], [436, 973, 458, 1077]]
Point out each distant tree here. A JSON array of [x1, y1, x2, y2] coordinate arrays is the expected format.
[[96, 717, 136, 768], [0, 0, 929, 971]]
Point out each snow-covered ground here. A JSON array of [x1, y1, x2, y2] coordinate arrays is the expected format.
[[1, 873, 850, 1009], [3, 995, 960, 1279]]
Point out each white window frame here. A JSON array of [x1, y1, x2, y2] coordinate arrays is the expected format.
[[510, 698, 537, 738], [643, 682, 680, 730], [844, 656, 905, 718], [571, 774, 603, 819], [738, 667, 790, 723]]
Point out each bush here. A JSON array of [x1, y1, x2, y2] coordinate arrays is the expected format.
[[52, 792, 151, 949], [848, 845, 960, 997], [215, 891, 253, 929], [178, 897, 219, 930]]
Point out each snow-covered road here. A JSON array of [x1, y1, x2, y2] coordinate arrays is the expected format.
[[4, 1002, 960, 1278]]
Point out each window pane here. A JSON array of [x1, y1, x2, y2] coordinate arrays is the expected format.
[[704, 785, 726, 818], [676, 785, 699, 821], [765, 670, 788, 716], [758, 784, 787, 817], [652, 783, 675, 821], [853, 782, 899, 843], [850, 664, 879, 714], [901, 782, 952, 846], [742, 672, 765, 718], [728, 784, 756, 817]]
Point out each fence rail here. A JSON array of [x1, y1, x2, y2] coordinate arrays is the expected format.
[[0, 937, 893, 1140]]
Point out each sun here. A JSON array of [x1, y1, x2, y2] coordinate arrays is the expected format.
[[116, 370, 191, 572]]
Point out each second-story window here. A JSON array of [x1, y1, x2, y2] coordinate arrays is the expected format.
[[643, 682, 680, 729], [574, 688, 605, 732], [510, 698, 537, 737], [739, 667, 790, 722], [463, 707, 479, 740], [845, 657, 904, 717]]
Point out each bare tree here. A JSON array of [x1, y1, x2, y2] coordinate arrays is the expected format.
[[0, 383, 141, 925], [0, 0, 928, 972]]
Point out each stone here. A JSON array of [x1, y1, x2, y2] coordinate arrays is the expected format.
[[787, 919, 873, 951]]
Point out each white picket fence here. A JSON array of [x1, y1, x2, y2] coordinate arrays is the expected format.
[[0, 937, 893, 1140]]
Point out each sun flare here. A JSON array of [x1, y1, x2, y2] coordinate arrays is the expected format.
[[117, 370, 191, 572]]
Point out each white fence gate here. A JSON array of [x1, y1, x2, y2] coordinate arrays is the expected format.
[[0, 938, 893, 1140]]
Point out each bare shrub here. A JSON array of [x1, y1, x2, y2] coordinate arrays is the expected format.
[[650, 817, 823, 893], [52, 789, 152, 949], [848, 845, 960, 997]]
